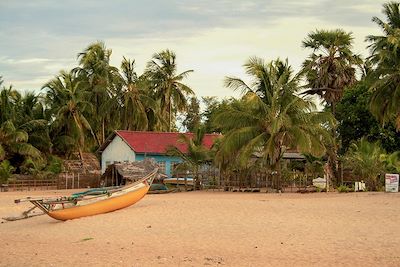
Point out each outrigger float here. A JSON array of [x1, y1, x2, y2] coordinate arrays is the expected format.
[[3, 168, 157, 221]]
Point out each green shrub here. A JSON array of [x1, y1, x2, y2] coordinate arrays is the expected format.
[[0, 160, 15, 183], [337, 185, 351, 193], [46, 155, 63, 174]]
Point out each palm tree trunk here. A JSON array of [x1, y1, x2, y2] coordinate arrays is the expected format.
[[78, 148, 84, 161], [276, 161, 282, 192], [102, 119, 105, 144], [169, 99, 172, 132], [193, 166, 199, 191], [330, 102, 339, 187]]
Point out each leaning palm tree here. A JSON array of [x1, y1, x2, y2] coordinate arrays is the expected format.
[[145, 49, 194, 131], [117, 57, 158, 131], [215, 58, 333, 189], [43, 70, 95, 160], [367, 2, 400, 130]]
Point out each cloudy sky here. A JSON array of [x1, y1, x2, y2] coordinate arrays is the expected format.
[[0, 0, 387, 99]]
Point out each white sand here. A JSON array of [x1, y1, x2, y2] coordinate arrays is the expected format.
[[0, 190, 399, 266]]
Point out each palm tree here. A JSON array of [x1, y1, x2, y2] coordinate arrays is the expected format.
[[344, 138, 386, 190], [215, 58, 333, 189], [145, 49, 194, 131], [74, 41, 120, 145], [0, 120, 41, 162], [302, 29, 360, 184], [0, 85, 21, 124], [381, 151, 400, 174], [117, 57, 158, 131], [43, 70, 95, 160], [167, 127, 213, 189], [367, 2, 400, 130], [0, 160, 15, 183], [16, 92, 52, 153], [302, 29, 361, 113]]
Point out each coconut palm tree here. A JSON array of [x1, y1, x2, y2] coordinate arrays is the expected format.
[[166, 127, 213, 189], [0, 120, 41, 162], [0, 160, 15, 183], [74, 41, 120, 145], [43, 70, 95, 160], [215, 58, 333, 189], [381, 151, 400, 174], [145, 49, 194, 131], [117, 57, 158, 131], [344, 138, 386, 191], [367, 2, 400, 130], [14, 92, 52, 153], [0, 85, 21, 124]]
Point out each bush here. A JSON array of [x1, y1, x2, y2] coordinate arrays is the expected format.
[[0, 160, 15, 183], [46, 155, 63, 174], [337, 185, 352, 193]]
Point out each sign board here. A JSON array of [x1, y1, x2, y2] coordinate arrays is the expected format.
[[312, 177, 326, 189], [385, 174, 399, 193]]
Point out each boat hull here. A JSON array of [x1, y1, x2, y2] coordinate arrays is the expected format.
[[164, 178, 194, 186], [48, 185, 149, 221]]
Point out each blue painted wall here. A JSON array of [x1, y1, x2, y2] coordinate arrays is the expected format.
[[135, 154, 182, 177]]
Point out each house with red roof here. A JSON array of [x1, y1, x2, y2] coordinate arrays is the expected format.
[[98, 130, 219, 176]]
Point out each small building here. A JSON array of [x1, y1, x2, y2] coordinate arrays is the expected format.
[[98, 130, 219, 177]]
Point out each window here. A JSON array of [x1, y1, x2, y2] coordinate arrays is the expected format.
[[171, 161, 180, 176], [157, 161, 166, 174]]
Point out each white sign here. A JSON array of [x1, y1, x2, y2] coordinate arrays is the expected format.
[[385, 174, 399, 193]]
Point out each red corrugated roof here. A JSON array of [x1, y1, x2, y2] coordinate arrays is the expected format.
[[115, 130, 220, 154]]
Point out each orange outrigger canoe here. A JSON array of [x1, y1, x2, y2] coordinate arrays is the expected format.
[[4, 169, 157, 221]]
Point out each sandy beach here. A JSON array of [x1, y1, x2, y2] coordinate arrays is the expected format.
[[0, 190, 399, 267]]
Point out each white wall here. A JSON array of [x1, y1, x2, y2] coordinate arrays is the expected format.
[[101, 135, 135, 173]]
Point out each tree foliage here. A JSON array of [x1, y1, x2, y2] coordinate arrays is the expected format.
[[344, 138, 386, 190], [367, 1, 400, 129], [336, 78, 400, 153], [182, 96, 201, 132], [2, 2, 400, 190], [214, 58, 333, 188], [302, 29, 361, 111]]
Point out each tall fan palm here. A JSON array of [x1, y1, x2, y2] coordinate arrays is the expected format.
[[74, 41, 120, 145], [367, 2, 400, 129], [118, 57, 157, 131], [145, 50, 194, 131], [215, 58, 333, 188], [43, 70, 94, 160], [302, 29, 360, 184], [302, 29, 361, 113]]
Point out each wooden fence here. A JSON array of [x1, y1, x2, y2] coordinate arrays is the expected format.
[[0, 173, 101, 192], [1, 179, 58, 191]]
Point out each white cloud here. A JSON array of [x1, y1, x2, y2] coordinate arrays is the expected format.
[[0, 0, 388, 98]]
